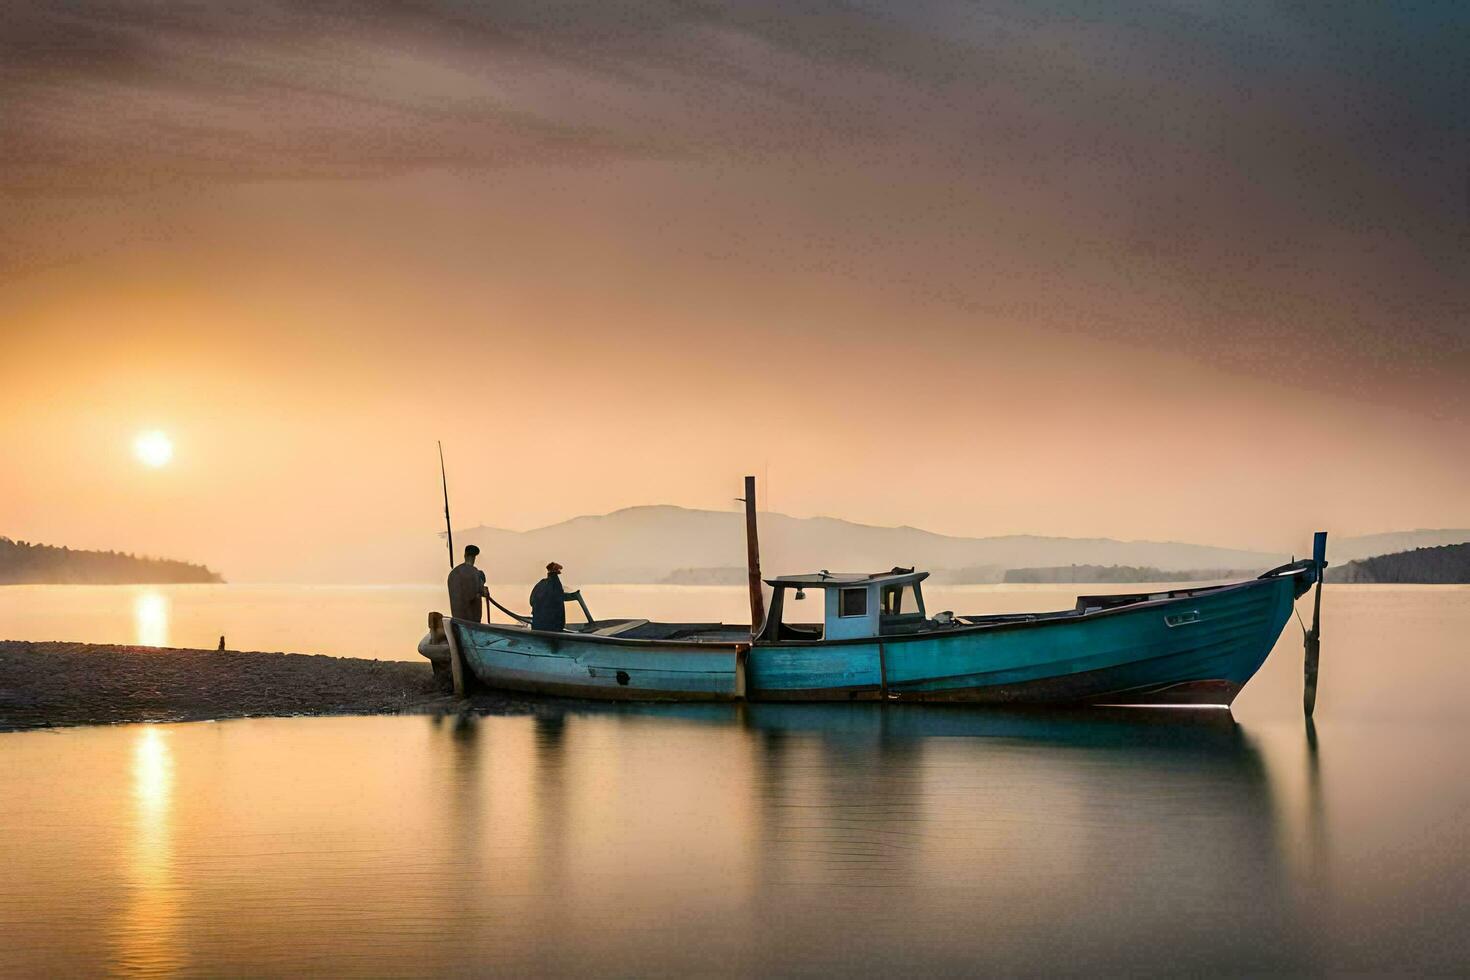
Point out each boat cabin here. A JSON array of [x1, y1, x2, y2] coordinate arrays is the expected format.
[[758, 567, 929, 642]]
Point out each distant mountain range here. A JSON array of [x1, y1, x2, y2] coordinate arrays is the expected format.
[[447, 505, 1470, 585], [9, 511, 1468, 586]]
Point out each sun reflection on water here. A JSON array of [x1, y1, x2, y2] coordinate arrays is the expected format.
[[114, 726, 183, 975], [133, 591, 170, 648], [133, 727, 173, 821]]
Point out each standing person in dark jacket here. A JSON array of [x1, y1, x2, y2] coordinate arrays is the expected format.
[[530, 561, 579, 631], [447, 545, 489, 621]]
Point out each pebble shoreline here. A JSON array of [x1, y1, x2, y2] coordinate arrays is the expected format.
[[0, 640, 538, 731]]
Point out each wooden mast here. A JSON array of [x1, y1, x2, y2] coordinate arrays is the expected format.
[[438, 441, 468, 696], [743, 475, 766, 639], [438, 440, 454, 570]]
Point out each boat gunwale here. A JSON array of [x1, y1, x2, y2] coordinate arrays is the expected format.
[[450, 569, 1306, 651], [450, 618, 748, 650], [775, 570, 1305, 648]]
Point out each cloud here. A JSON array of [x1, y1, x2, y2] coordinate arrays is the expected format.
[[0, 1, 991, 189], [4, 2, 1463, 216], [2, 1, 1465, 410]]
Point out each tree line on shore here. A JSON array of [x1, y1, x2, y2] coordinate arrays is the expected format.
[[1328, 543, 1470, 584], [0, 537, 223, 585], [980, 547, 1469, 584], [1002, 565, 1250, 584]]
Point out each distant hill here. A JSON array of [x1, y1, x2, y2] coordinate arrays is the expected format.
[[0, 538, 223, 585], [1003, 565, 1254, 584], [450, 505, 1292, 584], [1329, 543, 1470, 584]]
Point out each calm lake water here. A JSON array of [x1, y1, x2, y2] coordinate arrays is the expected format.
[[3, 585, 1469, 975]]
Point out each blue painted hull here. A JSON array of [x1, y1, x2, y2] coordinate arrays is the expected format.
[[752, 576, 1297, 705], [447, 575, 1300, 707]]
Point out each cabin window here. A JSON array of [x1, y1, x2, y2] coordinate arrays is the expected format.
[[839, 587, 867, 618]]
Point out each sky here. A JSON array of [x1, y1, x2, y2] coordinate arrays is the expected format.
[[1, 1, 1466, 581]]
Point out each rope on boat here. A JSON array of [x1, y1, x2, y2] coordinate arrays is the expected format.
[[482, 587, 593, 626], [1263, 557, 1314, 638], [486, 590, 532, 625]]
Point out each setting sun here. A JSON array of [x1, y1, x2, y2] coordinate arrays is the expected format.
[[134, 431, 174, 468]]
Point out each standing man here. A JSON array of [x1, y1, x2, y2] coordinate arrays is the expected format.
[[447, 544, 489, 622], [530, 561, 580, 632]]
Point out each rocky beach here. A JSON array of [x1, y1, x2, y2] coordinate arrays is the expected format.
[[0, 640, 536, 731]]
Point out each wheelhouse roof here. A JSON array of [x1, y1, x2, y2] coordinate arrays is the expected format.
[[765, 569, 929, 589]]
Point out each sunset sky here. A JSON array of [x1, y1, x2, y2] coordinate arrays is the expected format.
[[2, 2, 1466, 582]]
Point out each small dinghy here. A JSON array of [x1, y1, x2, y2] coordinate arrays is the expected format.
[[435, 478, 1327, 709]]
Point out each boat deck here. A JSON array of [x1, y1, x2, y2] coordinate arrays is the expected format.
[[567, 620, 751, 643], [553, 580, 1246, 644]]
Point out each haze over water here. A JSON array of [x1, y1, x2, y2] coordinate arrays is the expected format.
[[3, 585, 1467, 975]]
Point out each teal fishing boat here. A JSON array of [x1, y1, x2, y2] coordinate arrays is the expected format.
[[439, 478, 1327, 710]]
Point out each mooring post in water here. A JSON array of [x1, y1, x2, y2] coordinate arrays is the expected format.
[[743, 475, 766, 639], [1304, 530, 1327, 718]]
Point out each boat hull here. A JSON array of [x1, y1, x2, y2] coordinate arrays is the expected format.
[[449, 625, 743, 701], [752, 575, 1296, 706], [447, 575, 1299, 707]]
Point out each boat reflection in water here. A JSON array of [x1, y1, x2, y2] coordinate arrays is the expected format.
[[436, 701, 1306, 975]]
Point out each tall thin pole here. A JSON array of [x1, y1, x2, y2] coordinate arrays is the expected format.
[[743, 475, 765, 638], [438, 441, 454, 570], [1303, 530, 1327, 718], [437, 440, 470, 696]]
